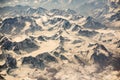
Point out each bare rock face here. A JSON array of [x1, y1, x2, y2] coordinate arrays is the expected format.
[[111, 56, 120, 71], [91, 44, 112, 68], [22, 52, 57, 69], [1, 38, 13, 50], [0, 75, 5, 80], [84, 16, 106, 29], [22, 56, 45, 69], [36, 52, 57, 62], [0, 36, 39, 54], [114, 40, 120, 48], [62, 20, 71, 29], [0, 16, 42, 35], [38, 36, 46, 41], [60, 55, 68, 60], [78, 29, 98, 37], [0, 53, 17, 71], [5, 56, 17, 69], [13, 38, 39, 54], [110, 10, 120, 21], [72, 25, 81, 31]]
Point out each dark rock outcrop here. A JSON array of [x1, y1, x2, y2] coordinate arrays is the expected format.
[[60, 55, 68, 60], [111, 56, 120, 71], [74, 55, 85, 66], [0, 37, 39, 54], [1, 39, 13, 50], [110, 10, 120, 21], [47, 18, 62, 25], [78, 29, 98, 37], [5, 56, 17, 69], [38, 36, 46, 41], [84, 16, 106, 29], [91, 44, 112, 68], [13, 38, 39, 53], [62, 20, 71, 29], [36, 52, 57, 62], [22, 56, 45, 69], [0, 54, 17, 70], [0, 16, 41, 34], [53, 51, 60, 57], [22, 52, 58, 69], [0, 75, 5, 80], [0, 17, 25, 34], [72, 40, 82, 44], [114, 40, 120, 48], [0, 53, 11, 61], [91, 52, 109, 68], [72, 25, 81, 31]]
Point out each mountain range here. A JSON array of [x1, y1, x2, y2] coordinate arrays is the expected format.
[[0, 0, 120, 80]]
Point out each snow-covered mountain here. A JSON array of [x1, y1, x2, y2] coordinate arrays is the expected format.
[[0, 0, 112, 16], [104, 0, 120, 28], [0, 1, 120, 80]]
